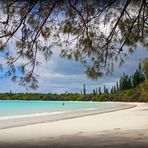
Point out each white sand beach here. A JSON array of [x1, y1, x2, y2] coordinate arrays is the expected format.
[[0, 102, 148, 148]]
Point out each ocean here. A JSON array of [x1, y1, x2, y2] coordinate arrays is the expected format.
[[0, 100, 131, 129]]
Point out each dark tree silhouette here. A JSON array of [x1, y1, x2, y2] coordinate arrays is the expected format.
[[132, 64, 145, 87], [83, 84, 86, 95], [0, 0, 147, 88], [98, 86, 102, 94], [143, 58, 148, 79]]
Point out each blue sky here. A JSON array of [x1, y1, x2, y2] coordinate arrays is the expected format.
[[0, 43, 148, 94]]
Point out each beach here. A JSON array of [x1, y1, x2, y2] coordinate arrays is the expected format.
[[0, 102, 148, 147]]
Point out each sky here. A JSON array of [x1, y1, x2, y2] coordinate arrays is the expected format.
[[0, 1, 147, 94], [0, 43, 148, 94]]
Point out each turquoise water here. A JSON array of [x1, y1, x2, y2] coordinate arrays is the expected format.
[[0, 100, 121, 117]]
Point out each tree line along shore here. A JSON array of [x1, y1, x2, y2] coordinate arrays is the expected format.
[[0, 59, 148, 102]]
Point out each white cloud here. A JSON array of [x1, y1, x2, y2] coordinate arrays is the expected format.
[[0, 36, 148, 93]]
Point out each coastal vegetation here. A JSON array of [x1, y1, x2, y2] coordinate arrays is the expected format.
[[0, 59, 148, 102], [0, 83, 147, 102]]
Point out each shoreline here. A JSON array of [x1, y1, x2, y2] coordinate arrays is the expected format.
[[0, 102, 148, 147], [0, 102, 136, 129]]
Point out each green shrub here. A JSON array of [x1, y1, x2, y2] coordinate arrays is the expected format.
[[140, 81, 148, 102]]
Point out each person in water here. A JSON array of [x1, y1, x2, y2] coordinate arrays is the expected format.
[[62, 103, 64, 106]]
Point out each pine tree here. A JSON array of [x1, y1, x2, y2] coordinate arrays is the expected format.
[[143, 58, 148, 79], [119, 73, 132, 90], [113, 85, 116, 93], [103, 85, 106, 93], [138, 63, 145, 83], [95, 87, 98, 94], [80, 89, 82, 95], [116, 82, 119, 92], [93, 89, 96, 95], [113, 62, 146, 93], [83, 84, 86, 95], [132, 63, 145, 88], [105, 88, 109, 94], [110, 87, 114, 93], [99, 87, 102, 94]]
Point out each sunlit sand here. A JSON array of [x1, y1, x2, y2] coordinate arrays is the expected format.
[[0, 102, 148, 147]]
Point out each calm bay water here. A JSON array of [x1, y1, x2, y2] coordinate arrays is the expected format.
[[0, 100, 132, 129], [0, 100, 121, 117]]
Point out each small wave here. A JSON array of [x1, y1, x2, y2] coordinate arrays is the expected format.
[[82, 108, 97, 111], [0, 111, 65, 120], [0, 108, 100, 121], [66, 108, 97, 112]]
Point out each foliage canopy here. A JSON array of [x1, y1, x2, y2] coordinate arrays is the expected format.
[[0, 0, 147, 88]]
